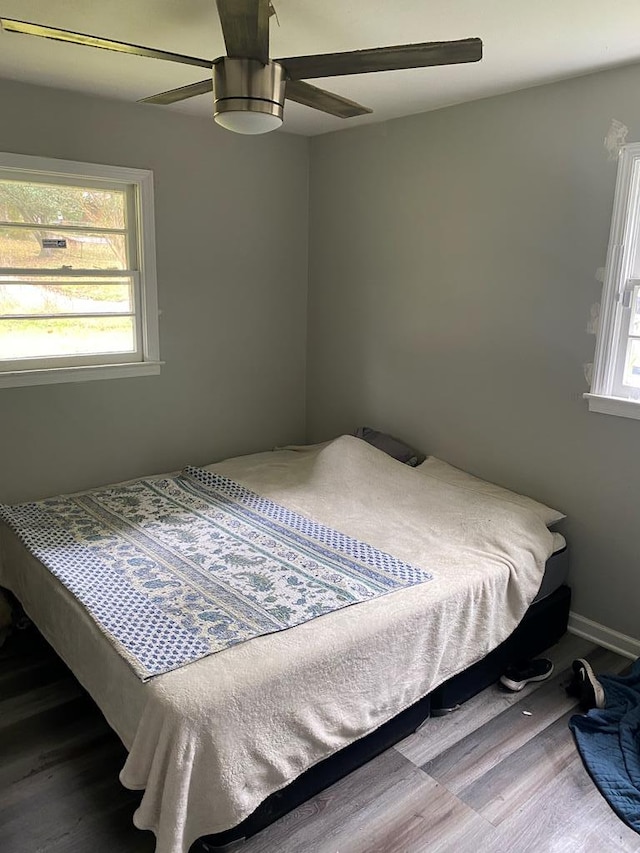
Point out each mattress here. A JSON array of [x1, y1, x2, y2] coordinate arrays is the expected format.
[[0, 436, 561, 853]]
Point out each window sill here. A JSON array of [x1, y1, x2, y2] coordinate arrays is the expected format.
[[584, 392, 640, 421], [0, 360, 163, 389]]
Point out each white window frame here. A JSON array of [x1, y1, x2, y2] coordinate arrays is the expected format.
[[586, 143, 640, 419], [0, 152, 161, 389]]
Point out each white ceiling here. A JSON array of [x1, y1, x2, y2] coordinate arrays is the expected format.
[[1, 1, 640, 136]]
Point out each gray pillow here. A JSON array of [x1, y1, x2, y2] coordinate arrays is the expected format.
[[353, 427, 425, 467]]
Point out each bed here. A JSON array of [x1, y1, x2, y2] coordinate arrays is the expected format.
[[0, 436, 569, 853]]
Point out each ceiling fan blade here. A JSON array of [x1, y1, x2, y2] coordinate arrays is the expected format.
[[286, 80, 371, 119], [0, 18, 212, 69], [279, 37, 482, 80], [215, 0, 270, 63], [139, 78, 213, 105]]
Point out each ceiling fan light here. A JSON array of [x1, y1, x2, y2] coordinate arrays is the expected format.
[[213, 57, 285, 135], [214, 108, 282, 135]]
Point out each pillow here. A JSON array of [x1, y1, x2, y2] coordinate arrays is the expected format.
[[415, 457, 565, 526], [353, 427, 425, 467]]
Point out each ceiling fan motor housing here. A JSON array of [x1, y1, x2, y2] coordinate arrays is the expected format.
[[213, 57, 286, 133]]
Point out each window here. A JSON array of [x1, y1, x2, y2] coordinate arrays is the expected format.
[[587, 142, 640, 420], [0, 153, 160, 388]]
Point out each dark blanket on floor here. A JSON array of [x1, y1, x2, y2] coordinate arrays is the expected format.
[[569, 658, 640, 834]]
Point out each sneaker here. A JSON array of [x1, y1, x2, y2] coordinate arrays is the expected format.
[[570, 658, 606, 710], [499, 658, 554, 692]]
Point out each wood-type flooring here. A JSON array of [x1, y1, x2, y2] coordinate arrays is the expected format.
[[2, 629, 638, 853]]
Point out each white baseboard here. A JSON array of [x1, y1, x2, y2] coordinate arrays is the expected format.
[[568, 612, 640, 660]]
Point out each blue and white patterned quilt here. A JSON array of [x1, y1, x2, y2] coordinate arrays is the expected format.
[[0, 467, 432, 680]]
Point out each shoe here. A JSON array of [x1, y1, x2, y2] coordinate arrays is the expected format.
[[570, 658, 606, 710], [500, 658, 554, 692]]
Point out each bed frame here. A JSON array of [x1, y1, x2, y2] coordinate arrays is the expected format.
[[195, 582, 572, 852]]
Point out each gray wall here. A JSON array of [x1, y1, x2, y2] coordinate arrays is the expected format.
[[3, 66, 639, 640], [307, 63, 640, 640], [0, 78, 308, 504]]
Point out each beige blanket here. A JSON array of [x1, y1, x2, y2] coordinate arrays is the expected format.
[[0, 436, 558, 853]]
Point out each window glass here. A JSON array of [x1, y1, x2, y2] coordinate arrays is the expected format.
[[631, 286, 640, 336], [0, 279, 133, 316], [0, 226, 128, 270], [623, 338, 640, 389], [0, 316, 136, 359], [0, 179, 126, 229]]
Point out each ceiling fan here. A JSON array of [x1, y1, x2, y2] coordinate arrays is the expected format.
[[0, 1, 483, 135]]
